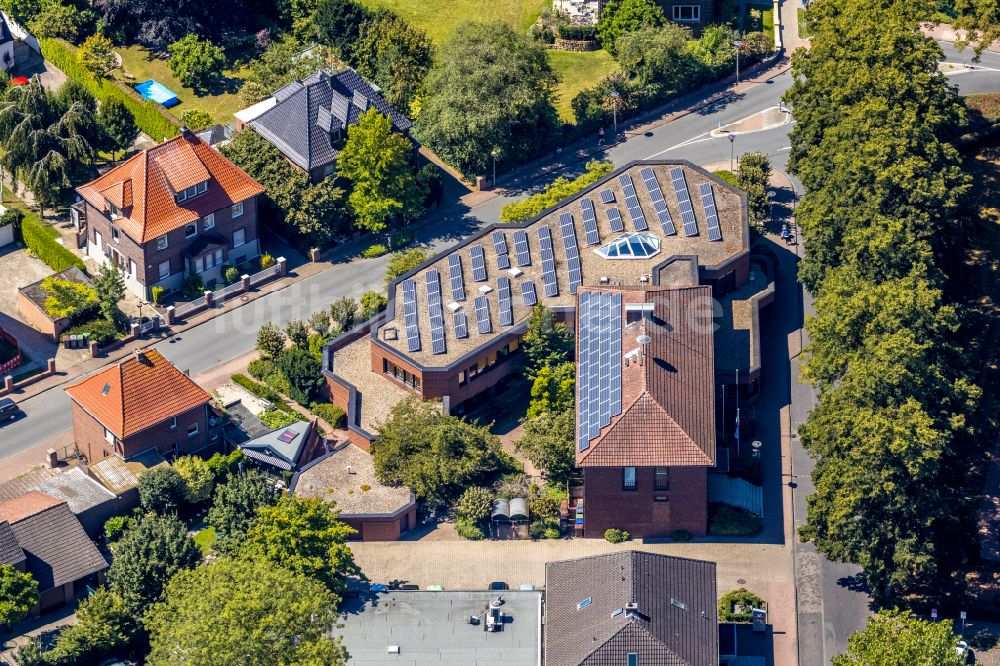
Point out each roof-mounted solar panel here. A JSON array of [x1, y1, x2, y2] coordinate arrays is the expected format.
[[453, 312, 468, 338], [599, 188, 616, 204], [640, 166, 676, 236], [559, 213, 583, 294], [580, 199, 600, 246], [497, 277, 513, 327], [426, 270, 446, 355], [492, 230, 508, 257], [513, 230, 531, 266], [577, 290, 623, 452], [470, 245, 488, 281], [618, 173, 648, 231], [496, 252, 510, 270], [699, 182, 722, 241], [538, 225, 558, 297], [521, 281, 537, 307], [671, 167, 698, 236], [605, 207, 624, 233], [447, 255, 466, 301], [401, 278, 420, 352], [474, 295, 492, 334]]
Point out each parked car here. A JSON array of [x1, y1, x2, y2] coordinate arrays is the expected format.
[[0, 398, 19, 422], [956, 640, 970, 664]]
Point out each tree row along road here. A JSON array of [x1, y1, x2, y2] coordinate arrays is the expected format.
[[0, 42, 995, 463]]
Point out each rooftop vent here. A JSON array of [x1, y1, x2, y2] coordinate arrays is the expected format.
[[447, 302, 462, 313], [386, 645, 400, 654], [479, 285, 493, 294], [346, 465, 355, 475], [507, 268, 523, 278]]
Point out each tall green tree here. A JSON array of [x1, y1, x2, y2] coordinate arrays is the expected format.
[[97, 98, 139, 160], [736, 151, 771, 234], [516, 408, 576, 484], [522, 306, 575, 378], [239, 39, 329, 105], [0, 564, 38, 630], [596, 0, 665, 56], [93, 262, 125, 325], [526, 361, 575, 418], [77, 33, 118, 77], [144, 558, 348, 666], [137, 465, 188, 514], [312, 0, 370, 60], [833, 609, 965, 666], [354, 10, 433, 111], [206, 469, 279, 552], [615, 24, 698, 95], [238, 496, 358, 596], [107, 513, 201, 615], [167, 35, 225, 92], [45, 588, 137, 664], [416, 21, 558, 178], [338, 107, 423, 234]]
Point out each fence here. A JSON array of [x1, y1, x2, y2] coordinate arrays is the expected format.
[[708, 475, 763, 517], [0, 326, 22, 376], [249, 264, 281, 288], [212, 281, 244, 302], [169, 258, 285, 324]]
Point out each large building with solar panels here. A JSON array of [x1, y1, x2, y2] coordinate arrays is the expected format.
[[322, 160, 774, 537]]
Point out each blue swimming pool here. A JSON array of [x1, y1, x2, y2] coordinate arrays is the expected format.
[[134, 80, 179, 108]]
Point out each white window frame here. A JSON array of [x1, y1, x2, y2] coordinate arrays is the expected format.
[[672, 4, 700, 21], [197, 181, 207, 195], [194, 257, 205, 273], [169, 416, 177, 430], [214, 248, 224, 266], [187, 423, 199, 438], [203, 213, 215, 230], [159, 260, 170, 280], [185, 223, 198, 239], [94, 230, 102, 252], [233, 227, 246, 248], [104, 428, 114, 444], [156, 234, 169, 251], [111, 226, 120, 241], [108, 202, 120, 219], [232, 201, 244, 218], [129, 259, 136, 278]]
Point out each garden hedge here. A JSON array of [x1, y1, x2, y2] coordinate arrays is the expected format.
[[16, 208, 86, 272], [40, 38, 179, 141]]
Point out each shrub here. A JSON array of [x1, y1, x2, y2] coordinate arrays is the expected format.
[[530, 516, 561, 539], [456, 486, 493, 522], [103, 515, 136, 543], [206, 449, 245, 483], [77, 33, 117, 77], [385, 248, 427, 285], [500, 161, 614, 223], [178, 274, 204, 300], [40, 276, 98, 321], [455, 517, 484, 540], [224, 265, 241, 285], [260, 253, 276, 269], [528, 494, 561, 519], [39, 38, 178, 141], [260, 408, 299, 430], [16, 208, 86, 272], [256, 321, 287, 359], [718, 588, 765, 623], [64, 317, 119, 346], [708, 504, 763, 536], [247, 357, 279, 381], [557, 24, 596, 41], [671, 529, 692, 541], [180, 108, 214, 130], [173, 455, 215, 504], [137, 466, 187, 514], [285, 319, 309, 348], [359, 291, 387, 321], [278, 347, 322, 404], [603, 528, 630, 543], [231, 374, 296, 414], [310, 402, 346, 428], [151, 286, 165, 305], [362, 243, 388, 258]]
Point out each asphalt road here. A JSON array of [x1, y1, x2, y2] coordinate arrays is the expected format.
[[0, 40, 995, 662]]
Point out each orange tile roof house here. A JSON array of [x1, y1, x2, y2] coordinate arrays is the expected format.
[[65, 349, 213, 463], [0, 491, 108, 614], [73, 129, 265, 300]]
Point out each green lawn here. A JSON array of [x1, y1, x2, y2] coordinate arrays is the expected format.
[[192, 526, 216, 555], [797, 8, 813, 39], [745, 4, 774, 33], [357, 0, 548, 44], [115, 46, 249, 124], [547, 49, 618, 123]]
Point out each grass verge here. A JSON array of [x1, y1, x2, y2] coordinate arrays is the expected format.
[[547, 50, 618, 123]]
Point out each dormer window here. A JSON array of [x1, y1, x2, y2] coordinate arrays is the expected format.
[[175, 181, 208, 203], [107, 201, 120, 219]]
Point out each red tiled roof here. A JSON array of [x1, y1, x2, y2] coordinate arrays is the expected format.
[[65, 349, 210, 439], [0, 491, 64, 524], [578, 286, 716, 468], [76, 130, 264, 243]]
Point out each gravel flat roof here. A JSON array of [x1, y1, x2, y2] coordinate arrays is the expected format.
[[294, 443, 413, 517]]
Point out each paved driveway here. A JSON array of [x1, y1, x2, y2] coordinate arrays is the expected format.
[[0, 243, 58, 367]]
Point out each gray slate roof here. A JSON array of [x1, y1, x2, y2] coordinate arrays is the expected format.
[[8, 502, 107, 592], [544, 551, 718, 666], [0, 521, 25, 567], [249, 69, 412, 172], [239, 420, 315, 471], [0, 14, 11, 46], [35, 467, 116, 515]]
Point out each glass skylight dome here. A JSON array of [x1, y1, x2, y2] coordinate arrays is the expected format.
[[594, 232, 661, 259]]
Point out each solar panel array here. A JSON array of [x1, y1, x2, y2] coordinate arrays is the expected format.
[[492, 231, 510, 269], [559, 213, 583, 294], [577, 290, 623, 452], [470, 245, 488, 281], [580, 199, 600, 246], [671, 167, 699, 236], [474, 295, 492, 334], [640, 166, 676, 236], [618, 173, 648, 231], [538, 225, 559, 297], [425, 270, 446, 355], [599, 188, 616, 204], [447, 255, 466, 301], [606, 207, 624, 233], [513, 230, 531, 266], [454, 312, 469, 338], [497, 277, 513, 326], [699, 182, 722, 241], [521, 281, 537, 307], [402, 278, 420, 352]]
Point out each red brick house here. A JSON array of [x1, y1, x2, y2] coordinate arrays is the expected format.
[[65, 349, 212, 463], [73, 129, 265, 300]]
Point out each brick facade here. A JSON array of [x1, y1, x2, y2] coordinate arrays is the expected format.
[[340, 505, 417, 541], [582, 466, 708, 538], [17, 290, 65, 340], [72, 399, 209, 464]]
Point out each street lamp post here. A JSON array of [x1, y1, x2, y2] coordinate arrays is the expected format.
[[729, 134, 736, 172], [491, 147, 501, 191], [610, 91, 620, 138], [733, 39, 744, 83]]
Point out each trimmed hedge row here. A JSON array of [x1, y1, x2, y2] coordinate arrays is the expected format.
[[14, 208, 86, 272], [40, 38, 179, 141]]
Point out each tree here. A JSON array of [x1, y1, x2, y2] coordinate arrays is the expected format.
[[686, 24, 738, 75], [0, 564, 37, 630], [137, 465, 188, 514], [167, 35, 225, 92], [833, 609, 965, 666], [329, 296, 358, 331], [597, 0, 665, 57], [516, 409, 576, 483], [354, 10, 433, 111], [77, 33, 118, 78], [308, 310, 332, 337], [285, 318, 309, 348], [145, 558, 348, 666], [93, 262, 125, 325], [256, 321, 287, 359], [522, 306, 574, 377], [238, 496, 357, 595], [337, 108, 423, 234], [95, 0, 201, 50], [616, 24, 699, 95], [953, 0, 1000, 59], [736, 151, 771, 234], [179, 108, 213, 130], [276, 0, 320, 40], [97, 98, 138, 160], [239, 39, 329, 105], [206, 469, 279, 552], [455, 486, 493, 523], [45, 588, 136, 664], [107, 514, 201, 614], [359, 290, 387, 321], [374, 397, 510, 508], [312, 0, 370, 60], [28, 0, 86, 40], [173, 455, 215, 504], [527, 361, 575, 418], [384, 248, 426, 285], [0, 0, 41, 23], [416, 22, 558, 178], [279, 346, 323, 404]]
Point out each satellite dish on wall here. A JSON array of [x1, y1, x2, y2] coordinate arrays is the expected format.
[[636, 335, 651, 345]]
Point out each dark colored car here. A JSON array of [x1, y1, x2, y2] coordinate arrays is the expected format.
[[0, 398, 18, 422]]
